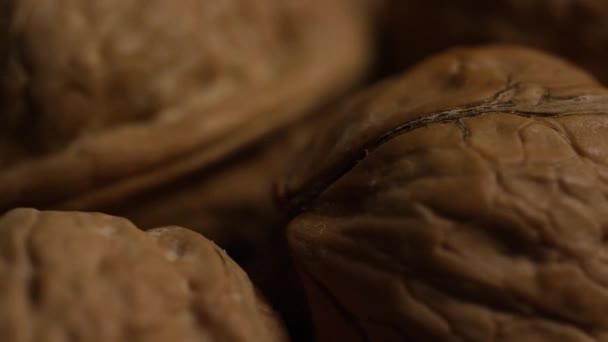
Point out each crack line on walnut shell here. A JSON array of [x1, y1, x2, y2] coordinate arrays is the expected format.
[[287, 94, 608, 217]]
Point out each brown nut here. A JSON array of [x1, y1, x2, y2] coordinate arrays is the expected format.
[[0, 208, 288, 342], [108, 116, 323, 341], [280, 45, 608, 341], [381, 0, 608, 84], [0, 0, 372, 211]]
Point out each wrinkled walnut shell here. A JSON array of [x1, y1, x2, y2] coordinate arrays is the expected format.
[[0, 208, 288, 342], [0, 0, 372, 212], [281, 45, 608, 341]]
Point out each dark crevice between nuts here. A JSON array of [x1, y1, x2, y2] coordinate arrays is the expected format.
[[301, 267, 373, 342]]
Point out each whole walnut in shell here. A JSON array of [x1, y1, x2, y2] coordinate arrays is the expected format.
[[108, 116, 323, 341], [381, 0, 608, 83], [280, 46, 608, 341], [0, 0, 372, 211], [0, 208, 288, 342]]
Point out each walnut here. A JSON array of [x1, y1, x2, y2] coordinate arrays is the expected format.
[[280, 45, 608, 341], [106, 116, 324, 341], [381, 0, 608, 84], [0, 208, 288, 342], [0, 0, 372, 211]]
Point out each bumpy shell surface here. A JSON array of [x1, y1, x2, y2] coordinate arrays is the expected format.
[[281, 46, 608, 341], [0, 208, 288, 342], [0, 0, 371, 211], [382, 0, 608, 83]]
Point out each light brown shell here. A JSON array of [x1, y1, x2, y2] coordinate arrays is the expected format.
[[282, 45, 608, 341], [0, 208, 289, 342]]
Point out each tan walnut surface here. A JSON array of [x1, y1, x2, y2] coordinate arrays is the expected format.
[[381, 0, 608, 84], [0, 208, 288, 342], [0, 0, 372, 212], [280, 45, 608, 341]]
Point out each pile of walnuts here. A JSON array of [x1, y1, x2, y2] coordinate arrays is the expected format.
[[1, 1, 608, 341]]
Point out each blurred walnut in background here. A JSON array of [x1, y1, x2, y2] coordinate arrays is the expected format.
[[381, 0, 608, 83], [0, 0, 372, 211], [0, 209, 288, 342], [3, 0, 298, 157], [281, 45, 608, 341]]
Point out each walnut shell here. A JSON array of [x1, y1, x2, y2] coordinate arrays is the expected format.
[[106, 116, 322, 341], [381, 0, 608, 84], [280, 45, 608, 341], [0, 0, 372, 211], [0, 208, 288, 342]]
